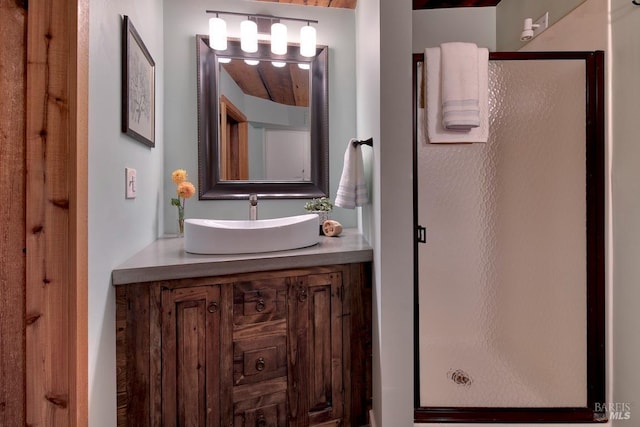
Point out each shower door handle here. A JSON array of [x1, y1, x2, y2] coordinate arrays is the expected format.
[[417, 225, 426, 244]]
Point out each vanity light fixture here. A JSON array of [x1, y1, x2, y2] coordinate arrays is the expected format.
[[206, 10, 319, 57], [240, 18, 258, 53], [208, 14, 227, 50], [271, 22, 288, 55], [300, 23, 317, 57]]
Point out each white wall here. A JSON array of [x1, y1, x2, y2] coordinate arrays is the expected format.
[[88, 0, 164, 426], [496, 0, 586, 51], [412, 7, 496, 52], [162, 0, 357, 230], [379, 0, 416, 420], [518, 0, 606, 52], [355, 2, 380, 425], [356, 0, 415, 425], [610, 0, 640, 424]]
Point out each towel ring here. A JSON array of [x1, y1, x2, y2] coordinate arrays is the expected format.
[[633, 0, 640, 5]]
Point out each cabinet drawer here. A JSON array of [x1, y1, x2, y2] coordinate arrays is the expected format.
[[234, 335, 287, 386], [233, 391, 287, 427], [233, 279, 287, 326]]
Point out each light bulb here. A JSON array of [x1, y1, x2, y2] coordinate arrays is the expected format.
[[209, 17, 227, 50], [240, 19, 258, 53], [271, 23, 288, 55], [300, 25, 316, 57]]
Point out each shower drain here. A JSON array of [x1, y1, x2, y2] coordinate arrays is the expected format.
[[448, 369, 473, 386]]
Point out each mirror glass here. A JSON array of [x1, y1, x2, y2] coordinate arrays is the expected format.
[[219, 59, 311, 182], [196, 37, 329, 199]]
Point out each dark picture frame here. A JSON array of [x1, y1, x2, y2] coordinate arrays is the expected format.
[[122, 15, 155, 148]]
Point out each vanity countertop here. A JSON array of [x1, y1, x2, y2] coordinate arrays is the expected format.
[[112, 229, 373, 285]]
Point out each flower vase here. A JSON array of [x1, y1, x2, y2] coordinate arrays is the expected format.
[[177, 204, 185, 237]]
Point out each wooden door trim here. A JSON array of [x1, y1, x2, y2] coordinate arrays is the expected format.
[[0, 1, 27, 424], [219, 95, 249, 180], [25, 1, 88, 425]]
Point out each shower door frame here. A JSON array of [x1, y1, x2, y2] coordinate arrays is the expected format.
[[412, 51, 606, 423]]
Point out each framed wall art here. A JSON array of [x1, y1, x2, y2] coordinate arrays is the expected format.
[[122, 15, 155, 147]]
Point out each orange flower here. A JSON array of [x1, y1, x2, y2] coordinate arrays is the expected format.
[[177, 181, 196, 199], [171, 169, 187, 184]]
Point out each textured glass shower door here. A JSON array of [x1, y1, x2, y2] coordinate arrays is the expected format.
[[414, 52, 605, 423]]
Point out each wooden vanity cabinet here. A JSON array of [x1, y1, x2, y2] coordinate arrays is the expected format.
[[116, 263, 371, 427]]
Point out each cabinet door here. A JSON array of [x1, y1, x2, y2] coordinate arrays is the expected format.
[[162, 286, 222, 427], [288, 272, 344, 426]]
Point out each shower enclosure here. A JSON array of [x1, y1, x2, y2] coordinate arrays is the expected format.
[[413, 52, 605, 423]]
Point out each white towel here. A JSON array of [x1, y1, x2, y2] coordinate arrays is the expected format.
[[335, 138, 369, 209], [441, 42, 480, 130], [425, 46, 489, 143]]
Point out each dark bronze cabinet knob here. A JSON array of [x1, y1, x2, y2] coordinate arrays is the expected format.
[[255, 298, 266, 312], [207, 302, 218, 313], [256, 413, 266, 427], [255, 357, 265, 372]]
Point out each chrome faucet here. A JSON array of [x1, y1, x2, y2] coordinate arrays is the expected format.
[[249, 194, 258, 220]]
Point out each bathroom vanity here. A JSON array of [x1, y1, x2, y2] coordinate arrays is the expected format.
[[112, 230, 372, 426]]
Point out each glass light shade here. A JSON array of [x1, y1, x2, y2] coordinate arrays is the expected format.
[[208, 17, 227, 50], [240, 19, 258, 53], [272, 61, 286, 68], [271, 23, 288, 55], [218, 57, 232, 64], [300, 25, 316, 57], [244, 59, 260, 66], [298, 63, 310, 70]]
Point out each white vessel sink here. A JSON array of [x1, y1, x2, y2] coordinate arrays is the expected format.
[[184, 214, 320, 254]]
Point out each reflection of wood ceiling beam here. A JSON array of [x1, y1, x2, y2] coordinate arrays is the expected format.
[[289, 65, 309, 107], [252, 0, 500, 9], [222, 61, 269, 100], [222, 61, 308, 108], [257, 62, 295, 106], [413, 0, 501, 9], [254, 0, 357, 9], [329, 0, 357, 8]]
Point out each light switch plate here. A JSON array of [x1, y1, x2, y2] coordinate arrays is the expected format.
[[125, 168, 137, 199]]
